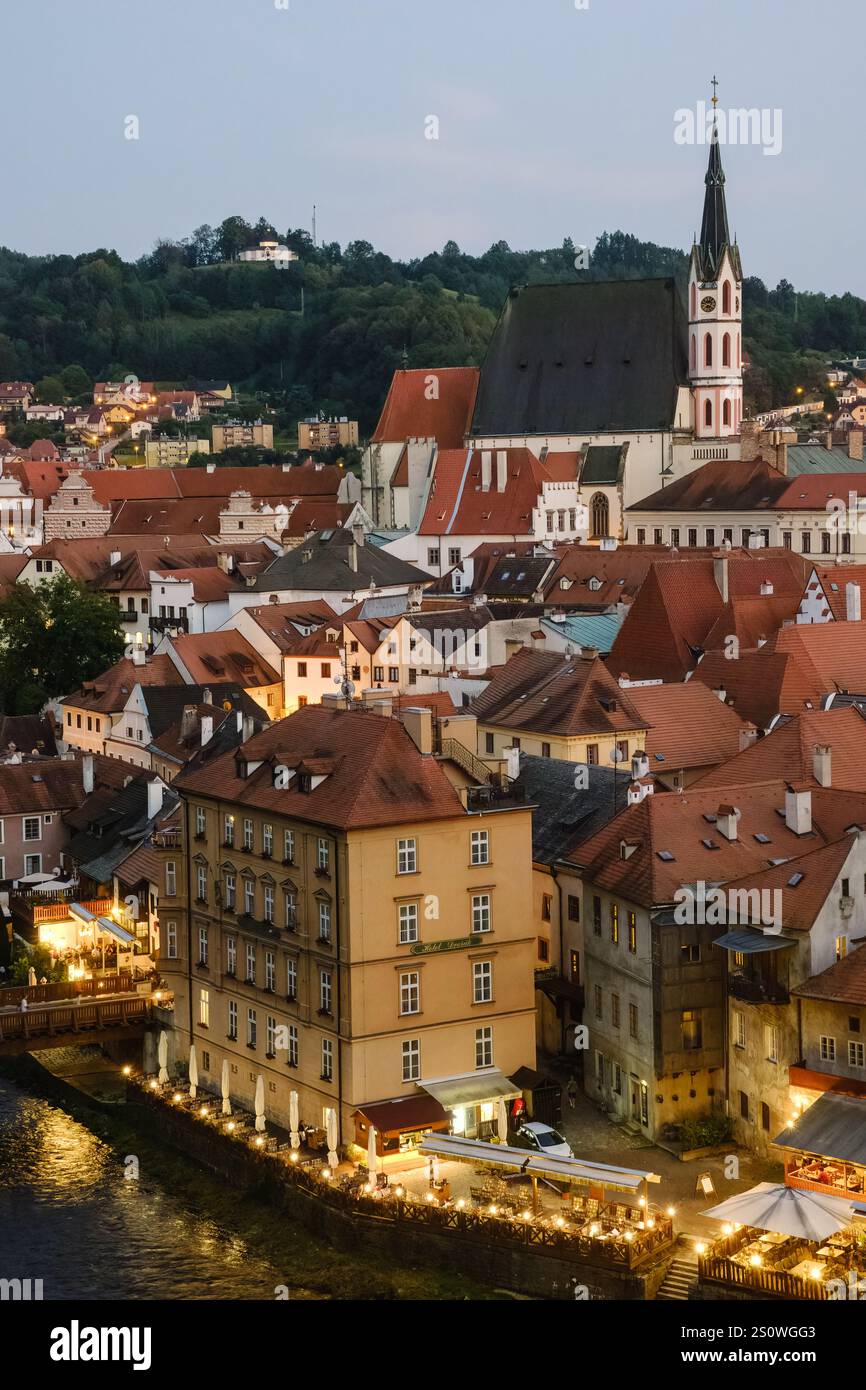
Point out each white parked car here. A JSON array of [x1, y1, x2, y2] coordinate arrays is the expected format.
[[517, 1121, 573, 1159]]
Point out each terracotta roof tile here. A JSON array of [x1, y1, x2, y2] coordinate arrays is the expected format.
[[471, 647, 648, 738], [626, 682, 754, 772], [372, 368, 478, 448]]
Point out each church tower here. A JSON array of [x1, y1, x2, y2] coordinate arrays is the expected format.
[[689, 81, 743, 440]]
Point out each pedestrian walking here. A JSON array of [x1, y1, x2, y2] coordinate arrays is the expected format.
[[566, 1076, 577, 1110]]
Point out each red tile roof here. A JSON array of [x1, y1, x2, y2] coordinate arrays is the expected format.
[[418, 447, 546, 537], [372, 368, 478, 448], [717, 836, 856, 934], [793, 944, 866, 1005], [64, 656, 184, 714], [802, 566, 866, 621], [695, 708, 866, 792], [471, 647, 648, 738], [167, 632, 280, 688], [626, 682, 755, 772]]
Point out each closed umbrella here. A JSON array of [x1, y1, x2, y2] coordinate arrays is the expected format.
[[325, 1107, 339, 1168], [430, 1156, 440, 1184], [702, 1182, 855, 1242], [367, 1125, 378, 1177], [498, 1098, 509, 1146], [157, 1030, 169, 1084], [221, 1059, 231, 1116], [28, 967, 37, 987], [289, 1091, 301, 1149], [254, 1074, 266, 1132], [188, 1044, 198, 1100]]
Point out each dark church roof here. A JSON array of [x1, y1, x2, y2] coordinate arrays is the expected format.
[[693, 124, 743, 282], [469, 278, 689, 438]]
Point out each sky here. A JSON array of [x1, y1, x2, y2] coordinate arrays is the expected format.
[[2, 0, 863, 296]]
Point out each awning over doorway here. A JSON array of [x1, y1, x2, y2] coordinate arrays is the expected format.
[[352, 1094, 449, 1138], [713, 929, 797, 953], [420, 1068, 520, 1110], [774, 1092, 866, 1167], [96, 916, 136, 945]]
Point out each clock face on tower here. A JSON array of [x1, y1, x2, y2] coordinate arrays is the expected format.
[[701, 295, 716, 313]]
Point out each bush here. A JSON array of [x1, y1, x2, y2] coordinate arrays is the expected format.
[[678, 1114, 732, 1150]]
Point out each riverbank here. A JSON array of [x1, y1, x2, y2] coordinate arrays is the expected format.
[[0, 1052, 506, 1301]]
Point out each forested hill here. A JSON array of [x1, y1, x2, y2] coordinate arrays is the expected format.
[[0, 217, 863, 432]]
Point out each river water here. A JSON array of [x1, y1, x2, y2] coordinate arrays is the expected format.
[[0, 1073, 494, 1301]]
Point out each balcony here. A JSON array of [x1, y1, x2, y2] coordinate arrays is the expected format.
[[150, 614, 189, 637], [729, 971, 790, 1005]]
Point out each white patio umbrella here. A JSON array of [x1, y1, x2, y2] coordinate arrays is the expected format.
[[289, 1090, 301, 1149], [221, 1059, 232, 1116], [498, 1098, 509, 1146], [157, 1030, 169, 1084], [188, 1044, 198, 1100], [367, 1124, 378, 1176], [702, 1182, 856, 1242], [28, 967, 37, 987], [430, 1155, 440, 1184], [325, 1107, 339, 1168], [254, 1074, 266, 1132]]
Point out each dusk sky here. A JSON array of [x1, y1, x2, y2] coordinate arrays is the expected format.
[[3, 0, 862, 295]]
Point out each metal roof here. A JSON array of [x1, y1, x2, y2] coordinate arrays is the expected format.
[[419, 1133, 661, 1190], [773, 1092, 866, 1167]]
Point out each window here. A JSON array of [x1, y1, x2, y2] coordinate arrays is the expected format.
[[318, 901, 331, 942], [262, 824, 273, 857], [226, 936, 236, 976], [594, 984, 603, 1019], [537, 937, 549, 962], [570, 950, 580, 983], [470, 829, 489, 865], [849, 1041, 865, 1069], [319, 970, 333, 1015], [195, 807, 206, 837], [822, 530, 832, 555], [682, 1010, 702, 1050], [165, 862, 177, 897], [704, 333, 712, 368], [402, 1039, 421, 1083], [398, 902, 419, 944], [820, 1035, 836, 1063], [688, 528, 697, 548], [243, 819, 254, 850], [284, 890, 296, 930], [836, 936, 848, 961], [397, 838, 417, 874], [761, 1102, 771, 1133], [265, 951, 275, 992], [224, 874, 236, 911], [542, 894, 552, 922], [321, 663, 331, 679], [197, 926, 208, 967], [636, 528, 646, 545], [705, 528, 715, 547], [244, 879, 255, 916], [611, 993, 621, 1028], [321, 1038, 333, 1081], [24, 853, 42, 876], [373, 666, 385, 683], [245, 943, 256, 985], [166, 921, 177, 959], [224, 815, 234, 847], [471, 893, 491, 934], [586, 744, 599, 765], [628, 1003, 639, 1040], [427, 548, 440, 568], [484, 732, 494, 755], [627, 912, 637, 954], [284, 830, 294, 864], [23, 816, 41, 842], [653, 528, 663, 546], [764, 1024, 779, 1062], [593, 896, 602, 936], [266, 1015, 277, 1057], [448, 547, 461, 567], [197, 866, 207, 903], [590, 493, 609, 539], [734, 1011, 746, 1049], [263, 884, 274, 923], [473, 961, 493, 1004], [475, 1026, 493, 1070], [388, 667, 399, 683], [287, 1025, 299, 1067], [286, 958, 297, 1001], [541, 742, 551, 758], [801, 532, 811, 554], [722, 332, 731, 367], [681, 942, 701, 964], [399, 971, 420, 1015], [199, 989, 210, 1027], [610, 903, 619, 945], [228, 1000, 238, 1040], [298, 662, 307, 678], [247, 1009, 257, 1049], [568, 895, 580, 923], [317, 838, 330, 871], [739, 1091, 750, 1121], [704, 399, 712, 430], [722, 280, 731, 314]]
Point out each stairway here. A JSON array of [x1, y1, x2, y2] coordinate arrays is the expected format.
[[655, 1257, 698, 1301]]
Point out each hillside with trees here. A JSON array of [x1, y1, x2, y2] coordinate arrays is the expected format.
[[0, 217, 863, 431]]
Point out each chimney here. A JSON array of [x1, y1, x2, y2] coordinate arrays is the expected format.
[[716, 804, 741, 842], [760, 581, 774, 596], [206, 461, 216, 474], [242, 713, 255, 742], [202, 686, 212, 706], [216, 552, 231, 573], [849, 428, 864, 462], [481, 450, 492, 492], [740, 420, 762, 463], [713, 554, 729, 603], [349, 542, 358, 573], [200, 715, 213, 747], [321, 692, 344, 708], [132, 646, 146, 667], [109, 549, 121, 566], [631, 750, 649, 780], [738, 728, 758, 752], [146, 779, 163, 820], [402, 706, 433, 755], [813, 745, 832, 788], [496, 450, 508, 493], [846, 582, 862, 623], [236, 710, 243, 733], [82, 753, 94, 795], [785, 785, 813, 835], [180, 705, 198, 740], [352, 522, 365, 549], [825, 430, 834, 451], [372, 697, 393, 718]]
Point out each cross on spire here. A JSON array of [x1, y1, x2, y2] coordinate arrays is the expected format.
[[711, 74, 719, 109]]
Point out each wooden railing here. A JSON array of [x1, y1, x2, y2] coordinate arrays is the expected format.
[[0, 974, 134, 1006], [699, 1253, 830, 1301], [0, 994, 151, 1044], [31, 898, 109, 926]]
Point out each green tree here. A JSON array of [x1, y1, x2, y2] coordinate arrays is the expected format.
[[0, 576, 124, 713], [35, 375, 66, 403]]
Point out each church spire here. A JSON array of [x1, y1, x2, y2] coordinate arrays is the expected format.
[[698, 77, 731, 278]]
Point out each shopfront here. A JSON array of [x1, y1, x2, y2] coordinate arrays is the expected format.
[[421, 1068, 522, 1140]]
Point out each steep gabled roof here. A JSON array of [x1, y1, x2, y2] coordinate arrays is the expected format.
[[471, 647, 648, 738], [372, 367, 478, 447], [417, 447, 546, 538], [694, 708, 866, 792], [626, 682, 755, 772]]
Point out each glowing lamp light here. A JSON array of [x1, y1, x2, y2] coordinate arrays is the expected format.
[[624, 1231, 634, 1243], [647, 1218, 655, 1229], [173, 1092, 182, 1103], [589, 1223, 600, 1237], [722, 1223, 733, 1236], [811, 1266, 822, 1281], [425, 1191, 435, 1203], [322, 1168, 331, 1180], [488, 1204, 498, 1216], [289, 1150, 298, 1162], [638, 1197, 646, 1208], [227, 1122, 236, 1133], [394, 1185, 403, 1197], [255, 1137, 265, 1148], [666, 1206, 676, 1217], [555, 1217, 565, 1229], [456, 1198, 466, 1209], [749, 1254, 763, 1268], [695, 1242, 707, 1255], [200, 1106, 209, 1118], [149, 1079, 158, 1091], [522, 1211, 532, 1222], [121, 1065, 132, 1077]]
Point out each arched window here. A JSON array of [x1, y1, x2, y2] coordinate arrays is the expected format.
[[704, 334, 713, 368], [690, 334, 696, 371], [704, 399, 713, 430], [723, 398, 732, 427], [722, 280, 731, 314], [691, 283, 697, 317], [590, 493, 610, 539], [722, 333, 731, 367]]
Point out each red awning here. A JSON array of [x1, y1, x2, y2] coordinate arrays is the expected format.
[[353, 1094, 449, 1138]]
